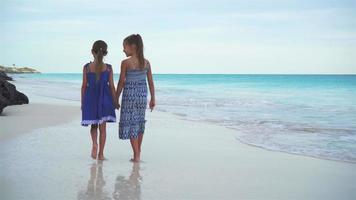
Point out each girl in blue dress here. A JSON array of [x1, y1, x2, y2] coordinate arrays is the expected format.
[[81, 40, 117, 160], [116, 34, 156, 162]]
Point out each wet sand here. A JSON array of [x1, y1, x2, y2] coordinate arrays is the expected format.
[[0, 103, 355, 199]]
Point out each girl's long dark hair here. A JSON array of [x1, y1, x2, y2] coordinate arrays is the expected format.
[[92, 40, 108, 80], [124, 34, 145, 69]]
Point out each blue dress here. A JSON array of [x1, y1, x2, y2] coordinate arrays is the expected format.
[[81, 62, 116, 126], [119, 66, 149, 139]]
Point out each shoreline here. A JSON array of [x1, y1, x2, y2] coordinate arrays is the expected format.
[[0, 100, 355, 199], [166, 111, 356, 164], [1, 76, 355, 199], [1, 100, 355, 165]]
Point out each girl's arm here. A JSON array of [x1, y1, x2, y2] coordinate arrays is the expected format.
[[116, 60, 127, 107], [146, 60, 155, 111], [108, 65, 118, 108], [81, 66, 87, 110]]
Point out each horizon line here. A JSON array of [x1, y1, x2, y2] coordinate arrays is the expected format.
[[13, 72, 356, 75]]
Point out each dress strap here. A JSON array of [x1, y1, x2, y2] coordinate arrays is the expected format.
[[146, 60, 151, 70], [83, 62, 90, 73], [106, 64, 112, 72]]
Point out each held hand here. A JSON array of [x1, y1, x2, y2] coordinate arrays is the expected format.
[[115, 102, 120, 110], [149, 98, 155, 112], [113, 97, 120, 110]]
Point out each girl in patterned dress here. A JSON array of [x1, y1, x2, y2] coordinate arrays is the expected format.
[[116, 34, 156, 162], [81, 40, 117, 160]]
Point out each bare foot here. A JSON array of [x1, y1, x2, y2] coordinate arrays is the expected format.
[[98, 154, 107, 160], [130, 158, 140, 162], [91, 144, 98, 159]]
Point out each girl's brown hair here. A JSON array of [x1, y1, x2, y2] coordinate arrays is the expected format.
[[124, 34, 145, 69], [92, 40, 108, 80]]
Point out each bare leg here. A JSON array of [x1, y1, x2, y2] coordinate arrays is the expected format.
[[138, 133, 144, 154], [98, 122, 107, 160], [90, 124, 98, 159], [130, 137, 140, 162]]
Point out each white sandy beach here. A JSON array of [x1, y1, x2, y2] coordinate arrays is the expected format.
[[0, 96, 355, 200], [0, 103, 79, 140]]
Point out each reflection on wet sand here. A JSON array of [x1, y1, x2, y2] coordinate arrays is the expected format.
[[77, 161, 142, 200], [77, 160, 110, 200], [113, 162, 142, 200]]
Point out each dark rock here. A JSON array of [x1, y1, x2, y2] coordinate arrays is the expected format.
[[0, 94, 8, 114], [0, 71, 13, 81], [0, 73, 29, 114]]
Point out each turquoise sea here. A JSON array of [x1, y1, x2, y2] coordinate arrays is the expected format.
[[12, 73, 356, 163]]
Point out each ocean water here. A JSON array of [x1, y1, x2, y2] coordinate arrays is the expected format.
[[11, 73, 356, 163]]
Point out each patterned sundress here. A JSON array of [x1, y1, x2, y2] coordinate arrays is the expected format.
[[81, 62, 116, 126], [119, 65, 149, 139]]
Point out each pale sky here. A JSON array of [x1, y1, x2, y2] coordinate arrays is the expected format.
[[1, 0, 355, 73]]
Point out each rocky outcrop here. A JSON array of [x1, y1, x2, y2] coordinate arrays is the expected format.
[[0, 71, 29, 114], [0, 65, 40, 74], [0, 71, 13, 81]]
